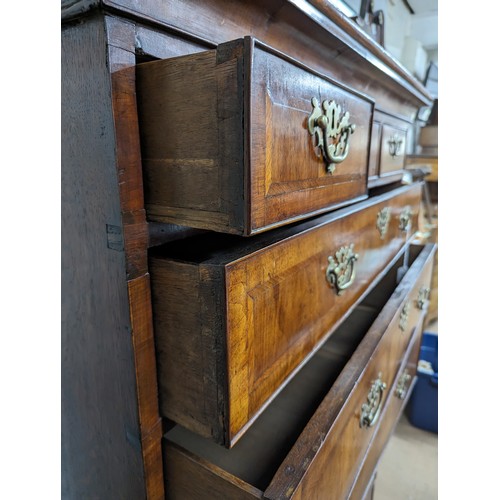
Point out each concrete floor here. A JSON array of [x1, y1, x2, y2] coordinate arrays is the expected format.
[[374, 321, 438, 500]]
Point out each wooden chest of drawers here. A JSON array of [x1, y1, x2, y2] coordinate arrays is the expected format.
[[62, 1, 434, 498], [137, 37, 373, 235], [150, 183, 421, 446], [163, 244, 435, 499]]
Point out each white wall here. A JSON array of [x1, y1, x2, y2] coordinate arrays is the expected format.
[[333, 0, 437, 79], [372, 0, 437, 79], [426, 48, 438, 65], [374, 0, 412, 62], [410, 12, 438, 51]]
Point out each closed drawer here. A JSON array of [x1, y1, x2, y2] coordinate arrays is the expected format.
[[150, 183, 421, 447], [162, 243, 437, 499], [136, 36, 374, 236], [368, 111, 411, 188]]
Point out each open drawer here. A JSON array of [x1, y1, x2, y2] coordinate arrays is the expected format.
[[162, 243, 436, 499], [150, 183, 421, 446], [136, 36, 373, 235]]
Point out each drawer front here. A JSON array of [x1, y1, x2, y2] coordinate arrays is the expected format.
[[137, 37, 373, 235], [379, 118, 409, 176], [226, 185, 421, 442], [264, 244, 435, 499], [249, 39, 372, 232], [348, 324, 423, 499]]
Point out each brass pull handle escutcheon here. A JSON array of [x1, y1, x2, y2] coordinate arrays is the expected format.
[[376, 207, 391, 238], [399, 206, 412, 232], [395, 370, 412, 399], [326, 244, 359, 295], [308, 97, 356, 174], [417, 286, 431, 310], [360, 373, 387, 428], [388, 134, 404, 157], [399, 301, 410, 332]]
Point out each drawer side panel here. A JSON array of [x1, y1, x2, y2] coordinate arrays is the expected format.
[[150, 259, 224, 441]]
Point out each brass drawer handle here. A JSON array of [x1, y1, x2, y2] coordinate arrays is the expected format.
[[308, 97, 356, 174], [399, 301, 410, 332], [388, 134, 404, 157], [395, 370, 412, 399], [376, 207, 391, 238], [399, 206, 412, 232], [360, 373, 387, 428], [417, 286, 431, 310], [326, 244, 359, 295]]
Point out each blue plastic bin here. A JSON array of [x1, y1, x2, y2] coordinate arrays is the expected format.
[[408, 332, 438, 433]]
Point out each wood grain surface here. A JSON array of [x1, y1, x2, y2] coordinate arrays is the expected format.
[[101, 0, 432, 107], [348, 320, 423, 499], [62, 3, 433, 497], [106, 16, 165, 499], [264, 244, 436, 499], [137, 37, 373, 235], [149, 184, 422, 446], [159, 244, 436, 498]]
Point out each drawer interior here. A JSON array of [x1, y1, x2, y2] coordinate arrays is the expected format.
[[164, 244, 425, 491]]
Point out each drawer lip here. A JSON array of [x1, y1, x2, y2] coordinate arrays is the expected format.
[[263, 243, 436, 498], [368, 172, 404, 188]]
